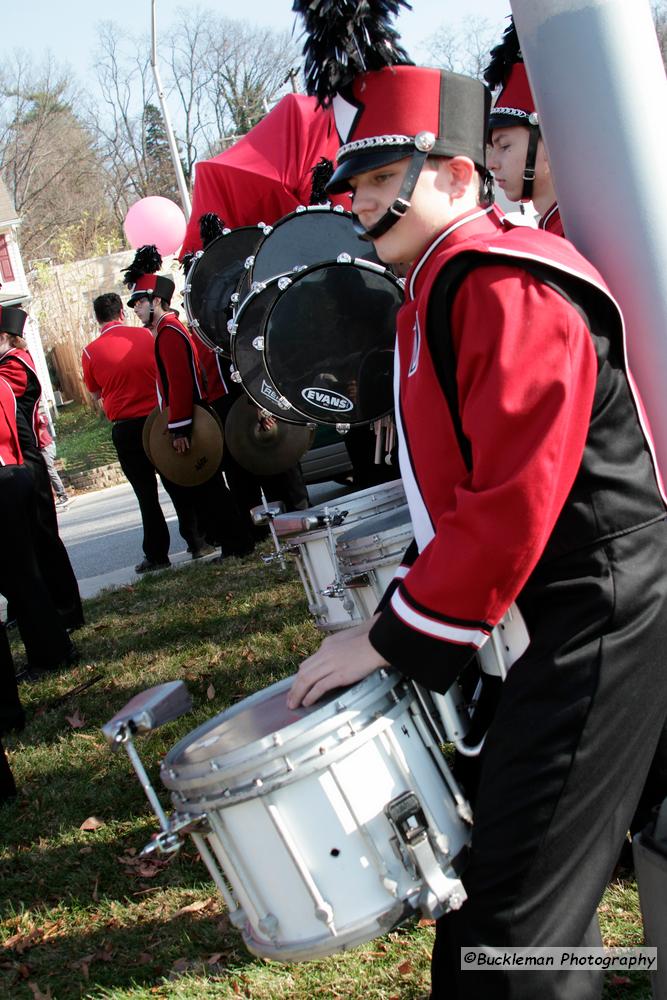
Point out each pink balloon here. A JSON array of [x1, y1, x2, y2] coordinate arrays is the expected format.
[[123, 196, 187, 256]]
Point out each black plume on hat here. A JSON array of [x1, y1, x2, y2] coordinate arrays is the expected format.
[[292, 0, 413, 106], [122, 245, 163, 289], [199, 212, 226, 249], [484, 17, 522, 90], [309, 157, 334, 205]]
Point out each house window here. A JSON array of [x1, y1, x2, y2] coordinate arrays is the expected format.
[[0, 235, 14, 283]]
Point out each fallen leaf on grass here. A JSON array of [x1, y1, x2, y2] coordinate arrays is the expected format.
[[79, 816, 104, 832], [3, 929, 43, 954], [397, 960, 412, 975], [171, 898, 214, 919], [610, 976, 631, 987], [206, 684, 215, 700], [138, 952, 153, 965], [208, 952, 224, 965], [65, 709, 86, 729], [418, 918, 436, 927]]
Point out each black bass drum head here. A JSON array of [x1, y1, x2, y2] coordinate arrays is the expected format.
[[249, 205, 378, 287], [184, 225, 266, 354], [263, 259, 402, 427], [230, 275, 307, 425]]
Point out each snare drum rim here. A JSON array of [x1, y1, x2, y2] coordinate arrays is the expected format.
[[261, 257, 403, 427], [272, 480, 407, 540], [161, 670, 402, 794]]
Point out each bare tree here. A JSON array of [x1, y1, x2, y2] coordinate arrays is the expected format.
[[90, 11, 300, 218], [421, 16, 502, 81], [0, 51, 116, 264]]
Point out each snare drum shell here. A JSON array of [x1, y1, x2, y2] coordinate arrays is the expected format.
[[162, 673, 470, 962]]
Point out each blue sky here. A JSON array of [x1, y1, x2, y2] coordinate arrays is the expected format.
[[5, 1, 512, 86]]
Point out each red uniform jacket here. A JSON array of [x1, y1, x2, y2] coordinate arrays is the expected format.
[[194, 338, 230, 404], [369, 205, 664, 686], [0, 376, 22, 466], [0, 347, 41, 452], [154, 312, 206, 435], [82, 322, 158, 421], [538, 202, 564, 237]]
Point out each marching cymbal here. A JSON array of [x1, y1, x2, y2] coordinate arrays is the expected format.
[[148, 405, 224, 486], [224, 394, 315, 475], [142, 406, 161, 464]]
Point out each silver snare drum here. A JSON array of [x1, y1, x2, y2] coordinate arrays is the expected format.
[[335, 505, 413, 618], [160, 670, 471, 962], [272, 481, 406, 631]]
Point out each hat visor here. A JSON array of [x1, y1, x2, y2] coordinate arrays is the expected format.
[[326, 145, 414, 195], [127, 290, 151, 307], [488, 111, 532, 137]]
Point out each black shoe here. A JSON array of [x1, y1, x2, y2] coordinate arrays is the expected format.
[[17, 640, 80, 684], [191, 543, 216, 560], [135, 558, 171, 574]]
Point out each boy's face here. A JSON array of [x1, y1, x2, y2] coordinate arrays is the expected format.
[[487, 127, 550, 204], [348, 157, 472, 266]]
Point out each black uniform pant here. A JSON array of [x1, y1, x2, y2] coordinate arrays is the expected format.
[[431, 519, 667, 1000], [212, 390, 309, 529], [22, 448, 83, 631], [112, 418, 171, 563], [0, 465, 73, 671]]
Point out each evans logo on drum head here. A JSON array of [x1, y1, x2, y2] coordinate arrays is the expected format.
[[261, 379, 281, 403], [301, 387, 354, 412]]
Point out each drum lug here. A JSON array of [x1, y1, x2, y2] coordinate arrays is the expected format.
[[385, 791, 467, 919]]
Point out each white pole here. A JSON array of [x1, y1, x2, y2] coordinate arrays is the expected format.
[[150, 0, 192, 220], [511, 0, 667, 479]]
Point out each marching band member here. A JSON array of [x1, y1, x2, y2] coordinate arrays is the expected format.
[[82, 293, 172, 574], [0, 374, 74, 686], [484, 20, 564, 236], [124, 248, 255, 559], [287, 3, 667, 997], [0, 304, 84, 633]]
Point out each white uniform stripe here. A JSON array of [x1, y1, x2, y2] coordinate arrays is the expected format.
[[394, 337, 434, 552], [391, 588, 490, 647]]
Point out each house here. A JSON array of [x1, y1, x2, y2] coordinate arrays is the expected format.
[[0, 178, 55, 411]]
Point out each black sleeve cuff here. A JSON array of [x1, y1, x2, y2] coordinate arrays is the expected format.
[[369, 601, 477, 694]]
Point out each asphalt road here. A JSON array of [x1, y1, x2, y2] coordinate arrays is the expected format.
[[55, 478, 349, 599]]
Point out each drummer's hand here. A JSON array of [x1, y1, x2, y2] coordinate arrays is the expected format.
[[287, 615, 388, 709], [172, 434, 190, 453], [258, 411, 277, 431]]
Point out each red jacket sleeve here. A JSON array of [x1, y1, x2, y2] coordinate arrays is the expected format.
[[157, 326, 195, 434], [370, 266, 598, 689]]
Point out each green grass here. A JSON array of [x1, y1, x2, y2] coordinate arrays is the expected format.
[[0, 556, 654, 999], [54, 403, 116, 474]]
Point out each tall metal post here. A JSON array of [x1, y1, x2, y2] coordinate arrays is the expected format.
[[150, 0, 192, 220], [511, 0, 667, 481]]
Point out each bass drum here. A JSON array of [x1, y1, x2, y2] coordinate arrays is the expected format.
[[242, 203, 378, 295], [263, 258, 403, 427], [230, 275, 307, 424], [184, 225, 267, 354]]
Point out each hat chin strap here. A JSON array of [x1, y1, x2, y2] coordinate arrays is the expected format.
[[352, 148, 430, 241], [521, 122, 541, 202]]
